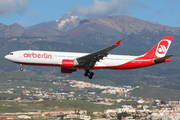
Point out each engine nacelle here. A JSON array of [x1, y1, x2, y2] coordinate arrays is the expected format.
[[61, 68, 76, 73], [62, 59, 74, 68]]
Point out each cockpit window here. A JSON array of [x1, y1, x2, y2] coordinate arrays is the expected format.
[[10, 53, 13, 55]]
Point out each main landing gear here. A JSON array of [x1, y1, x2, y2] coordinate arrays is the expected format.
[[84, 69, 94, 79], [20, 64, 23, 71]]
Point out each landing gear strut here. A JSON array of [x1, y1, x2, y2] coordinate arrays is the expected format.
[[20, 64, 23, 71], [84, 69, 94, 79]]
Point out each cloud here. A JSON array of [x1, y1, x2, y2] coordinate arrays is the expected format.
[[71, 0, 148, 18], [0, 0, 29, 17]]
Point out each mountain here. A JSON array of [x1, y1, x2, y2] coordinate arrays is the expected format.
[[28, 12, 83, 31], [20, 12, 180, 44], [27, 12, 180, 45], [0, 23, 25, 38], [67, 15, 180, 40], [0, 12, 180, 90], [0, 23, 64, 38]]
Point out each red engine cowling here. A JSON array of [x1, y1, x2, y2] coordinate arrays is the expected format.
[[62, 59, 74, 68], [61, 68, 73, 73]]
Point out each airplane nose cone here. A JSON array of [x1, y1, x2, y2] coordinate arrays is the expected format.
[[4, 55, 7, 59], [4, 55, 9, 60], [4, 54, 15, 62]]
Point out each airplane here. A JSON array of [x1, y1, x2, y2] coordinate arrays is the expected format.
[[4, 36, 174, 79]]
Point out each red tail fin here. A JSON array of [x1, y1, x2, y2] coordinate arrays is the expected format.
[[144, 36, 174, 58]]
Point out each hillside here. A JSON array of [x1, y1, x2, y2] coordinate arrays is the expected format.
[[131, 85, 180, 101]]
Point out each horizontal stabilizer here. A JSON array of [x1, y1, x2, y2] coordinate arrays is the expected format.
[[154, 55, 174, 63]]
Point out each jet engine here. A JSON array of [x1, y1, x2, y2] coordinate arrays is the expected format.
[[62, 59, 74, 67], [61, 68, 76, 73], [62, 59, 79, 68]]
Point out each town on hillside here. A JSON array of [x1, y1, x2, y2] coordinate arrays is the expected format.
[[0, 77, 180, 120]]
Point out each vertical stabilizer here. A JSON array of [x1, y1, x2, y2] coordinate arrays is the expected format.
[[144, 36, 174, 58]]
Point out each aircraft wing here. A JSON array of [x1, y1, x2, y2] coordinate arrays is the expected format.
[[76, 40, 122, 66]]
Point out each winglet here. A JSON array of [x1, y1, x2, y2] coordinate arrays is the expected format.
[[114, 40, 122, 45]]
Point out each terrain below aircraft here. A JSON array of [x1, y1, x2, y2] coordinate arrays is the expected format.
[[5, 36, 174, 79]]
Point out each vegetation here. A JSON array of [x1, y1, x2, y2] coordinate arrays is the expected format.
[[0, 99, 134, 113], [0, 71, 62, 91], [1, 71, 180, 101], [117, 112, 130, 120], [130, 85, 180, 101]]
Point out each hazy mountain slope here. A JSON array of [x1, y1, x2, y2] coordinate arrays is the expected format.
[[131, 85, 180, 101], [0, 23, 25, 38]]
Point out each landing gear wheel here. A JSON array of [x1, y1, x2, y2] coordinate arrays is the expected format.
[[90, 72, 94, 76], [89, 75, 92, 79], [84, 70, 89, 77], [88, 72, 94, 79], [84, 69, 94, 79], [84, 72, 88, 76], [20, 64, 23, 71]]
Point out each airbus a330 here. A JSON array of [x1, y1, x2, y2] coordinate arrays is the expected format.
[[5, 36, 174, 79]]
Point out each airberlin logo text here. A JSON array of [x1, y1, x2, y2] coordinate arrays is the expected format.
[[23, 52, 53, 59]]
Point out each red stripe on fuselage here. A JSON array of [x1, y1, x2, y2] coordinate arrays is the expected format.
[[111, 59, 155, 69], [92, 58, 155, 70], [14, 57, 170, 71]]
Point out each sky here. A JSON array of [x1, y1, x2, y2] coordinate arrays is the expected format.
[[0, 0, 180, 27]]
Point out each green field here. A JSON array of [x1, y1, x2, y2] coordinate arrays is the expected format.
[[0, 71, 61, 91], [0, 100, 136, 113]]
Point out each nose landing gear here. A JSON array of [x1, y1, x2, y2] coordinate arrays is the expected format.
[[84, 69, 94, 79], [20, 64, 23, 71]]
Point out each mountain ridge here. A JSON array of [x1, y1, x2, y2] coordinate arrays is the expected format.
[[1, 12, 180, 41], [27, 12, 180, 36], [28, 12, 83, 31]]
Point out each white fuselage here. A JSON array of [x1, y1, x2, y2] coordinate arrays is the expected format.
[[5, 50, 139, 69]]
